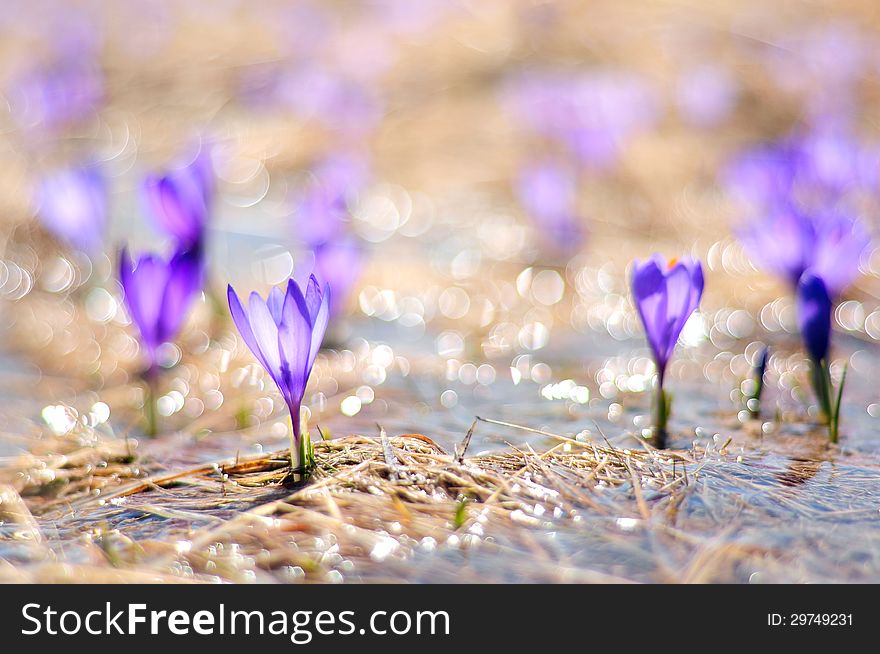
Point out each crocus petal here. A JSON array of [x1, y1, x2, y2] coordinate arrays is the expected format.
[[308, 284, 331, 371], [283, 277, 310, 326], [278, 293, 312, 407], [228, 285, 271, 374], [797, 272, 832, 362], [120, 248, 146, 343], [248, 292, 283, 381], [662, 263, 697, 362], [631, 258, 667, 364], [303, 274, 324, 325], [267, 285, 286, 325], [122, 252, 172, 352], [158, 249, 202, 343]]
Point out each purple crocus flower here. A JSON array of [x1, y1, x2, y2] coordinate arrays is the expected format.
[[35, 165, 106, 253], [738, 207, 869, 297], [312, 239, 363, 318], [227, 276, 330, 460], [143, 148, 214, 252], [515, 160, 587, 256], [796, 272, 832, 364], [631, 255, 704, 383], [293, 153, 369, 248], [631, 255, 704, 448], [796, 270, 845, 441], [119, 247, 203, 370]]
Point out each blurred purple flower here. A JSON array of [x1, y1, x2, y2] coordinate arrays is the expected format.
[[724, 126, 878, 210], [796, 271, 832, 363], [723, 143, 800, 209], [738, 207, 869, 297], [676, 64, 738, 127], [119, 247, 203, 369], [293, 153, 369, 248], [8, 24, 103, 132], [11, 63, 103, 131], [294, 181, 349, 247], [144, 148, 214, 252], [763, 22, 866, 119], [35, 165, 106, 253], [505, 69, 658, 170], [312, 239, 363, 317], [227, 276, 330, 452], [239, 64, 382, 136], [737, 204, 816, 288], [811, 213, 871, 296], [631, 255, 704, 382], [515, 160, 586, 255]]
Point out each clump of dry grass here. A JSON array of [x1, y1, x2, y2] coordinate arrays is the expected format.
[[0, 421, 694, 583]]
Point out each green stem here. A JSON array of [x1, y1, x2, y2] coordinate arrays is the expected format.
[[829, 362, 848, 445], [748, 373, 764, 420], [288, 410, 315, 481], [144, 366, 159, 437], [809, 358, 832, 425], [652, 375, 669, 449]]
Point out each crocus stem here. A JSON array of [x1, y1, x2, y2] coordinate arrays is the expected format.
[[748, 346, 768, 419], [809, 358, 833, 425], [143, 365, 160, 437], [288, 413, 301, 472], [748, 376, 764, 420], [288, 410, 315, 480], [652, 374, 669, 449], [829, 362, 847, 444]]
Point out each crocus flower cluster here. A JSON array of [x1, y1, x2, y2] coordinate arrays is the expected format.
[[631, 255, 704, 448], [228, 276, 330, 472], [515, 160, 587, 257], [35, 165, 106, 254]]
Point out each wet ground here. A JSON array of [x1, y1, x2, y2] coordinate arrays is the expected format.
[[3, 250, 880, 583]]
